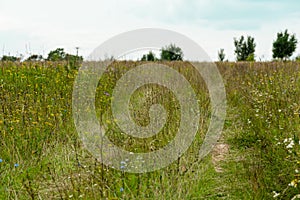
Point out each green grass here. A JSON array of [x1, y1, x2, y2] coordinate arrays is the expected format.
[[0, 61, 300, 199]]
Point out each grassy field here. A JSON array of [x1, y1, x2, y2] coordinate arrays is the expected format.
[[0, 61, 300, 199]]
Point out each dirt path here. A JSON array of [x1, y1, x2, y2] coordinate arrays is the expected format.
[[211, 143, 230, 172]]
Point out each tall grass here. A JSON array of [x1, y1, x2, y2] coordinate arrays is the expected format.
[[0, 60, 299, 199], [220, 61, 300, 199]]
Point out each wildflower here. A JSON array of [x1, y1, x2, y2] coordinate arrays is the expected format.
[[0, 159, 2, 163], [295, 169, 299, 173], [120, 165, 125, 170], [272, 191, 280, 198], [289, 179, 298, 188], [286, 140, 294, 149], [120, 187, 124, 192], [120, 161, 126, 165], [14, 163, 19, 167]]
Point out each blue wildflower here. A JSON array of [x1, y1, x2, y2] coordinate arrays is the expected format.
[[120, 161, 126, 165], [120, 187, 124, 192], [0, 159, 2, 163], [14, 163, 19, 167]]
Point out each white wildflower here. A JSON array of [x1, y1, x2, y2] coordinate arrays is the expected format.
[[272, 191, 280, 198], [286, 140, 294, 149]]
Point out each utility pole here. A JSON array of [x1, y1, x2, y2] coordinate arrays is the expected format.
[[76, 47, 79, 57], [75, 47, 79, 65]]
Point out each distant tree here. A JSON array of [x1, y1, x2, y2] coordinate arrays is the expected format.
[[1, 55, 20, 62], [47, 48, 83, 62], [141, 51, 157, 61], [47, 48, 66, 61], [160, 44, 183, 61], [218, 49, 226, 61], [234, 36, 256, 61], [141, 54, 146, 61], [272, 29, 297, 60], [26, 54, 43, 61], [65, 53, 83, 66], [46, 48, 83, 69], [296, 55, 300, 62]]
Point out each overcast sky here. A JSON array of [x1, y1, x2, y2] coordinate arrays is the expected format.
[[0, 0, 300, 61]]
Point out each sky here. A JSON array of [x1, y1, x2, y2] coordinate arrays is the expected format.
[[0, 0, 300, 61]]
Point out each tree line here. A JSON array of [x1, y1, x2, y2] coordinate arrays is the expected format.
[[217, 29, 298, 62], [0, 48, 83, 64], [0, 29, 298, 62], [142, 29, 299, 62]]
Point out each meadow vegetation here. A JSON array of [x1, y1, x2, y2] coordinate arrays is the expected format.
[[0, 61, 300, 199]]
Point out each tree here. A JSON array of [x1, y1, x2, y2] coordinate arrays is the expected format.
[[26, 54, 43, 61], [65, 53, 83, 66], [46, 48, 83, 69], [218, 49, 225, 61], [47, 48, 66, 61], [234, 36, 256, 61], [1, 55, 20, 62], [141, 51, 157, 61], [272, 29, 297, 60], [160, 44, 183, 61]]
